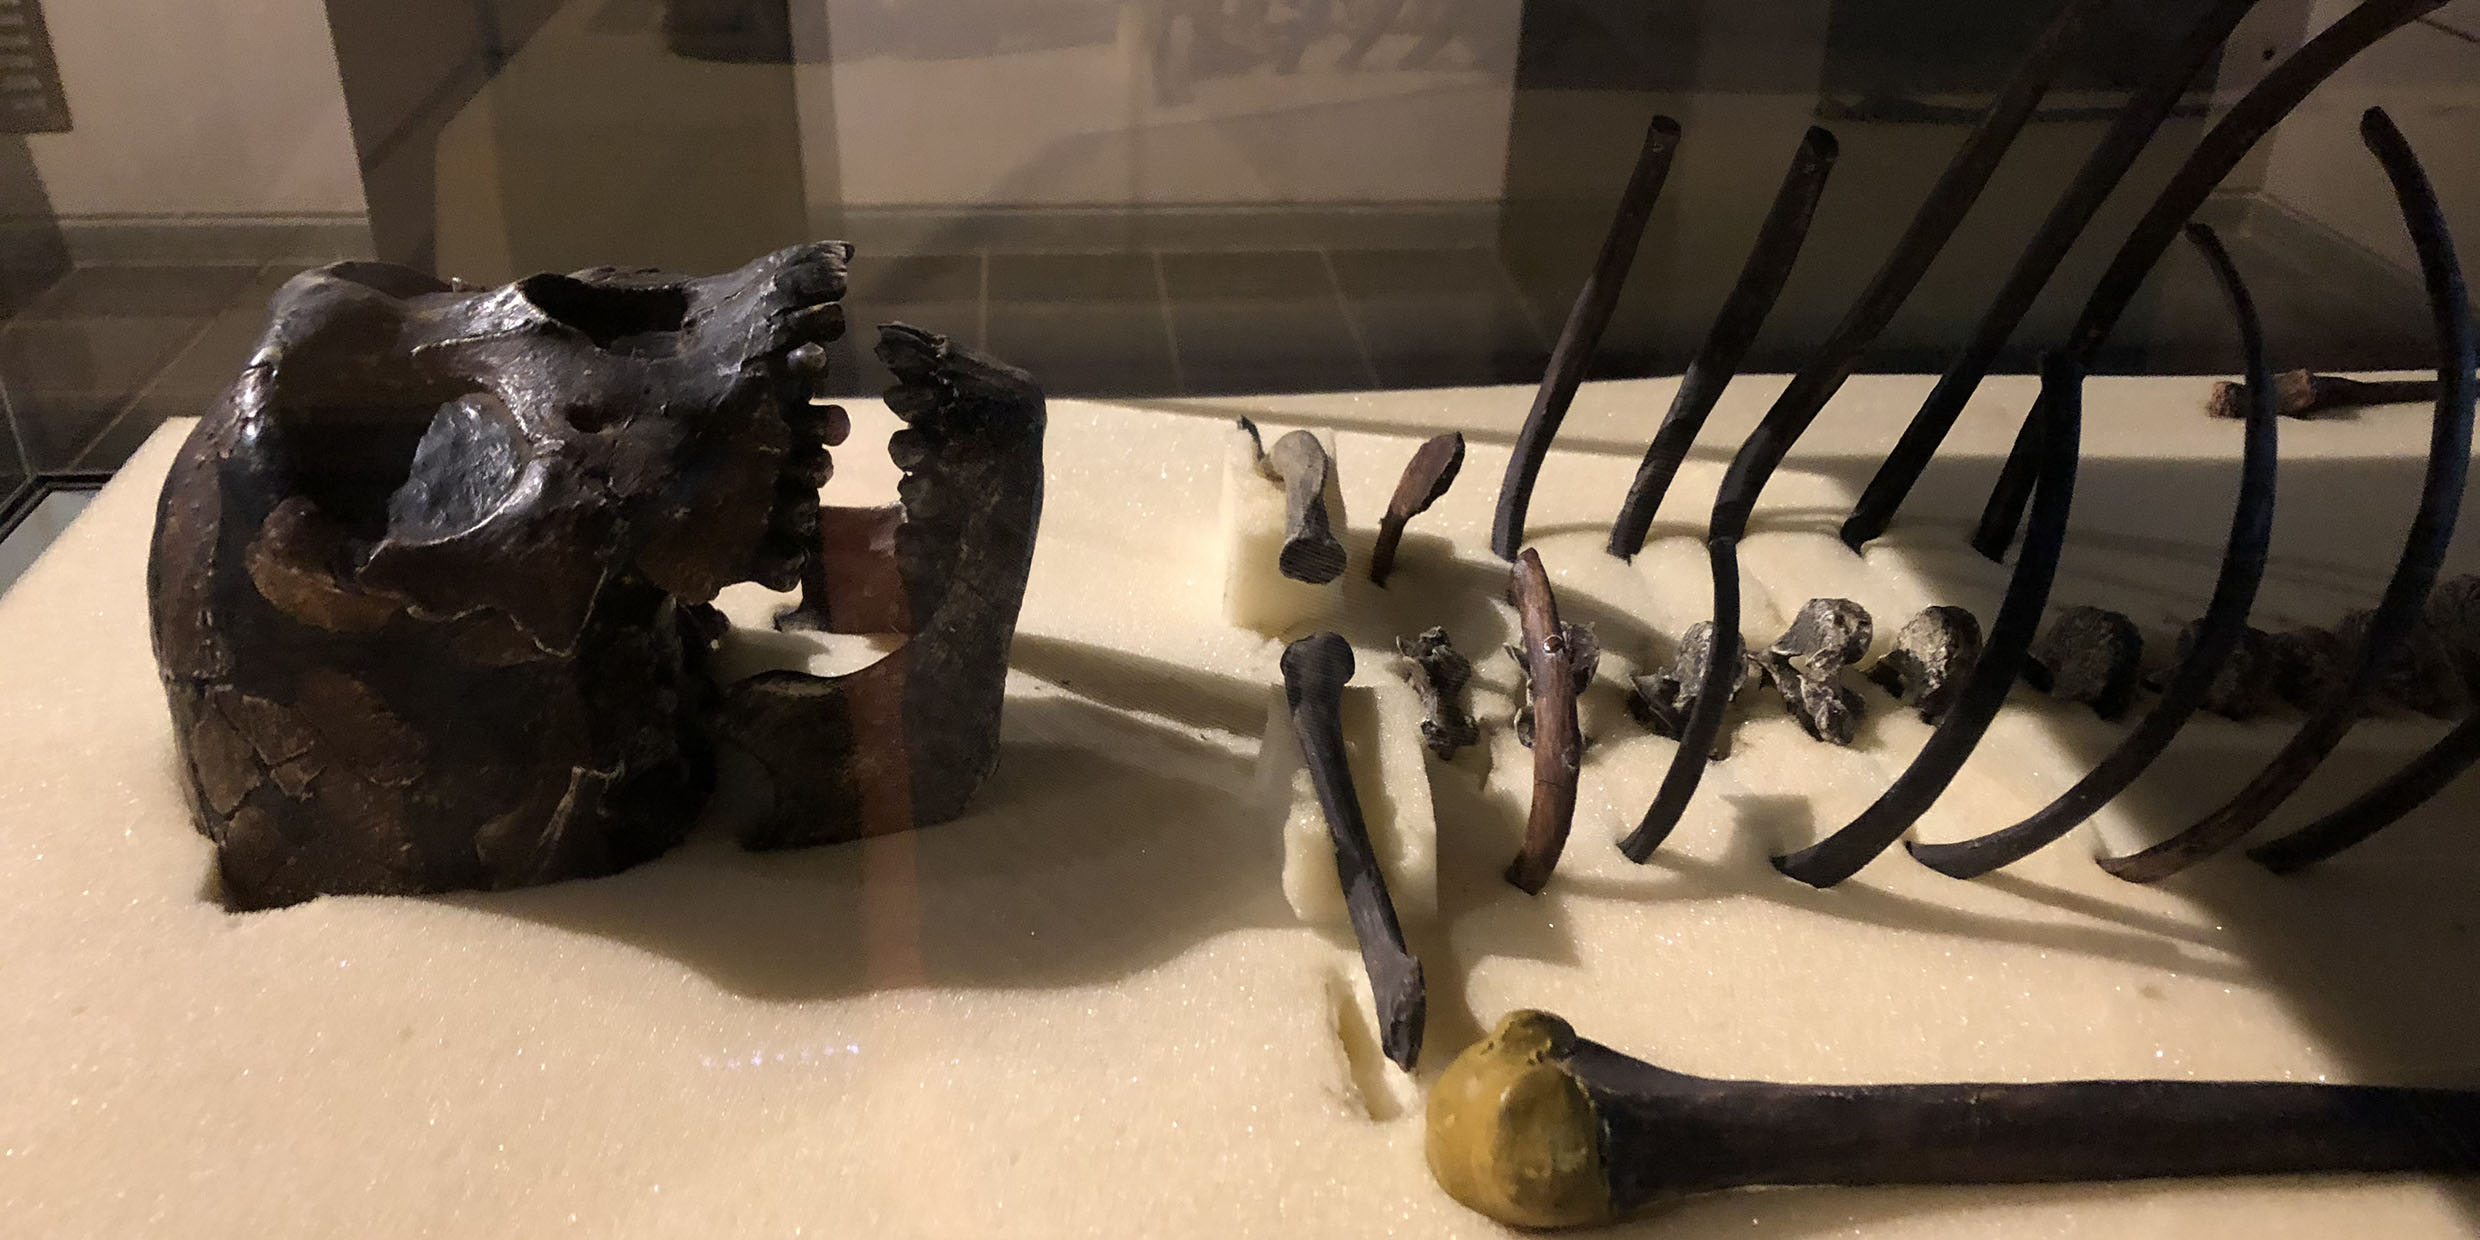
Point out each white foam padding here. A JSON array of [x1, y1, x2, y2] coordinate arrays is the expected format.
[[1220, 424, 1346, 635], [1260, 670, 1437, 932], [7, 374, 2480, 1238]]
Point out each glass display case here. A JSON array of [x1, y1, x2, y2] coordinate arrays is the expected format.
[[5, 4, 2480, 1238], [1, 0, 2473, 563]]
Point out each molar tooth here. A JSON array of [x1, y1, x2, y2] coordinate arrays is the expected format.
[[884, 382, 937, 418], [896, 471, 950, 522], [785, 303, 845, 343], [789, 401, 850, 447], [886, 427, 936, 472], [785, 442, 833, 488], [785, 342, 829, 375]]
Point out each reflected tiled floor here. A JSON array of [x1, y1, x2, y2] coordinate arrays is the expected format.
[[0, 227, 2420, 508], [0, 261, 301, 476], [823, 246, 1546, 401], [0, 250, 1553, 500]]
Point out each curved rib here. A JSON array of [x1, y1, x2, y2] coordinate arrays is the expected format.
[[1943, 0, 2454, 560], [2256, 715, 2480, 874], [1774, 355, 2083, 889], [2101, 107, 2474, 883], [1492, 110, 1682, 561], [1608, 127, 1839, 560], [1910, 223, 2278, 879], [2244, 115, 2480, 876], [1831, 0, 2264, 557], [1617, 0, 2119, 861]]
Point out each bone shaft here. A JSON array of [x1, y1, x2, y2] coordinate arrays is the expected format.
[[1371, 433, 1464, 585], [1506, 551, 1579, 893], [2254, 711, 2480, 871], [1611, 127, 1836, 559], [1281, 634, 1425, 1069], [2301, 372, 2444, 412], [1266, 434, 1346, 584], [1493, 110, 1681, 560], [1572, 1043, 2480, 1208]]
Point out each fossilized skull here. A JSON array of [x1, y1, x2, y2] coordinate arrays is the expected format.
[[147, 243, 1045, 910]]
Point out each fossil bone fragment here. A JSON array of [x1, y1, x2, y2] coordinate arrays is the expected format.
[[2161, 621, 2282, 721], [2333, 607, 2471, 718], [2207, 369, 2443, 419], [1426, 1010, 2480, 1230], [1262, 426, 1347, 584], [1624, 620, 1750, 766], [1369, 432, 1463, 586], [1866, 605, 1982, 725], [2268, 624, 2351, 711], [2022, 605, 2145, 721], [1395, 627, 1479, 760], [1261, 665, 1438, 933], [1752, 597, 1871, 745], [1492, 110, 1681, 560], [1221, 420, 1346, 633], [1281, 632, 1426, 1071], [1505, 551, 1589, 894]]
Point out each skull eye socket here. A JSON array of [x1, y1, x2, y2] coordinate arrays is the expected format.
[[517, 273, 691, 357], [385, 392, 528, 544]]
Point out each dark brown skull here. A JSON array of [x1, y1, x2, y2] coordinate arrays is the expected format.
[[149, 244, 853, 909]]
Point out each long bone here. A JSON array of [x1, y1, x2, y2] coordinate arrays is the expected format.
[[2236, 118, 2480, 876], [1870, 0, 2459, 559], [1426, 1010, 2480, 1231], [1823, 0, 2264, 556], [2209, 370, 2445, 420], [1491, 109, 1681, 560], [1247, 423, 1348, 584], [1607, 126, 1838, 560], [1505, 550, 1587, 894], [2099, 108, 2473, 883], [1911, 222, 2279, 880], [1281, 632, 1426, 1071], [1615, 0, 2118, 861], [1773, 356, 2083, 889]]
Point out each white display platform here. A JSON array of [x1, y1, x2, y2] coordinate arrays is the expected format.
[[3, 374, 2476, 1237]]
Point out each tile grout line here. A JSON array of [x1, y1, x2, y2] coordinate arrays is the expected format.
[[1149, 250, 1187, 395], [1489, 246, 1555, 352], [1315, 247, 1383, 389], [2416, 15, 2479, 45], [0, 350, 29, 484]]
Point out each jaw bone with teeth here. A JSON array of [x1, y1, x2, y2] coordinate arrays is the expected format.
[[720, 324, 1047, 848], [148, 243, 1043, 910]]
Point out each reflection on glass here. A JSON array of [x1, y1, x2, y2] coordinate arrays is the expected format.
[[0, 0, 2459, 436]]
